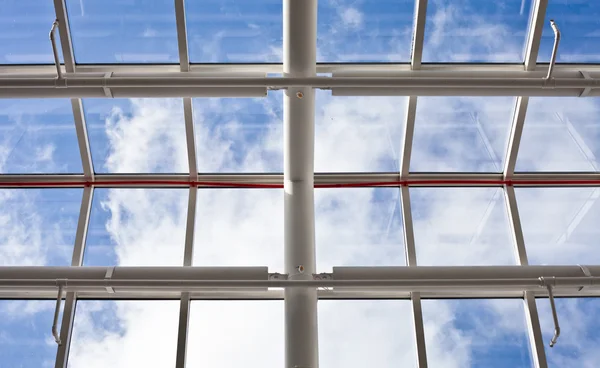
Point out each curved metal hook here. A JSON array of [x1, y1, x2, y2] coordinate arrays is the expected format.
[[52, 283, 64, 345]]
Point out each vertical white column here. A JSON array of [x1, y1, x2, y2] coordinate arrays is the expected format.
[[283, 1, 318, 367]]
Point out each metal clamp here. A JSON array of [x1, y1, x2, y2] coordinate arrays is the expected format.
[[539, 276, 560, 347], [579, 71, 593, 97], [105, 266, 116, 293], [52, 279, 67, 345], [103, 72, 114, 97], [578, 264, 593, 291]]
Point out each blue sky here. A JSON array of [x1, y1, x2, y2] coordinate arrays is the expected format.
[[2, 0, 600, 367]]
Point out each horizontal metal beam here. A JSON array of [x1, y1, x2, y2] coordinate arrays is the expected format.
[[0, 266, 598, 293], [2, 72, 600, 98], [1, 172, 600, 188], [4, 63, 600, 75], [2, 288, 599, 300]]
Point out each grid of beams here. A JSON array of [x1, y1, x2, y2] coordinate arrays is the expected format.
[[2, 0, 599, 367]]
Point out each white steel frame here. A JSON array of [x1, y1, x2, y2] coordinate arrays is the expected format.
[[2, 0, 600, 367]]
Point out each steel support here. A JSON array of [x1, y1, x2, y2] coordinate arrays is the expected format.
[[283, 0, 318, 367]]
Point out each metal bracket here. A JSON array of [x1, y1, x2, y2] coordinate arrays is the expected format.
[[540, 276, 560, 347], [578, 264, 593, 291], [313, 273, 333, 280], [579, 71, 593, 97], [52, 279, 67, 345], [105, 266, 116, 293], [103, 73, 114, 97], [268, 272, 288, 280]]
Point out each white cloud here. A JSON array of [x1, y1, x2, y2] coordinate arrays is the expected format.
[[340, 8, 363, 29]]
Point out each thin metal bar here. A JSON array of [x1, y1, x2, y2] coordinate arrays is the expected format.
[[52, 284, 64, 345], [524, 0, 549, 71], [174, 0, 190, 72], [71, 100, 95, 179], [410, 0, 428, 69], [183, 98, 198, 178], [4, 75, 600, 89], [503, 97, 529, 178], [70, 186, 93, 266], [504, 185, 548, 368], [54, 292, 77, 368], [55, 183, 93, 368], [400, 97, 418, 177], [400, 186, 428, 367], [2, 275, 600, 291], [183, 187, 197, 266], [542, 282, 560, 347], [52, 0, 75, 72], [175, 292, 191, 368], [2, 172, 600, 188], [49, 20, 63, 80], [545, 20, 561, 82]]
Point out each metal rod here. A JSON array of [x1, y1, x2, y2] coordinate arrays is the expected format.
[[0, 276, 598, 292], [541, 277, 561, 347], [546, 20, 561, 82], [49, 20, 63, 81], [52, 283, 64, 345], [2, 75, 599, 90]]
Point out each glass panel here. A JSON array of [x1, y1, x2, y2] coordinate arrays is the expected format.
[[65, 0, 178, 63], [69, 300, 179, 366], [319, 300, 416, 367], [411, 187, 515, 266], [0, 99, 82, 174], [186, 0, 282, 62], [539, 2, 600, 62], [84, 188, 188, 266], [422, 299, 532, 367], [83, 99, 188, 174], [193, 189, 283, 272], [0, 189, 81, 266], [187, 301, 283, 367], [516, 187, 600, 265], [193, 93, 283, 173], [315, 93, 406, 172], [411, 97, 514, 172], [316, 188, 405, 272], [423, 0, 532, 62], [0, 300, 60, 367], [1, 1, 63, 64], [516, 97, 600, 172], [317, 0, 413, 62], [537, 298, 600, 367]]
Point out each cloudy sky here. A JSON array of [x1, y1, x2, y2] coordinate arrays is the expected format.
[[2, 0, 600, 367]]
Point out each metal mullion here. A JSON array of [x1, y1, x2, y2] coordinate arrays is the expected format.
[[504, 185, 548, 368], [503, 96, 529, 178], [400, 97, 418, 178], [54, 186, 93, 368], [174, 0, 190, 72], [410, 0, 428, 70], [524, 0, 549, 72], [504, 0, 548, 177], [71, 100, 95, 179], [52, 0, 95, 180], [183, 98, 198, 178], [175, 186, 197, 368], [400, 186, 428, 367], [52, 0, 75, 72]]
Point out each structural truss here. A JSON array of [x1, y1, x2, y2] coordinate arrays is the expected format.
[[2, 0, 600, 367]]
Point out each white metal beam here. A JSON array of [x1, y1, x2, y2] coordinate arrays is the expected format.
[[2, 172, 600, 188], [283, 0, 318, 367], [504, 185, 548, 368], [410, 0, 428, 69], [524, 0, 549, 71], [401, 186, 428, 367], [174, 0, 190, 72], [54, 186, 93, 368]]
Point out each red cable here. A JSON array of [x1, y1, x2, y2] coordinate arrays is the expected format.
[[0, 179, 600, 188]]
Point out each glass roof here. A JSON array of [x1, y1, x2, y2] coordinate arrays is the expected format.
[[2, 1, 600, 368]]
